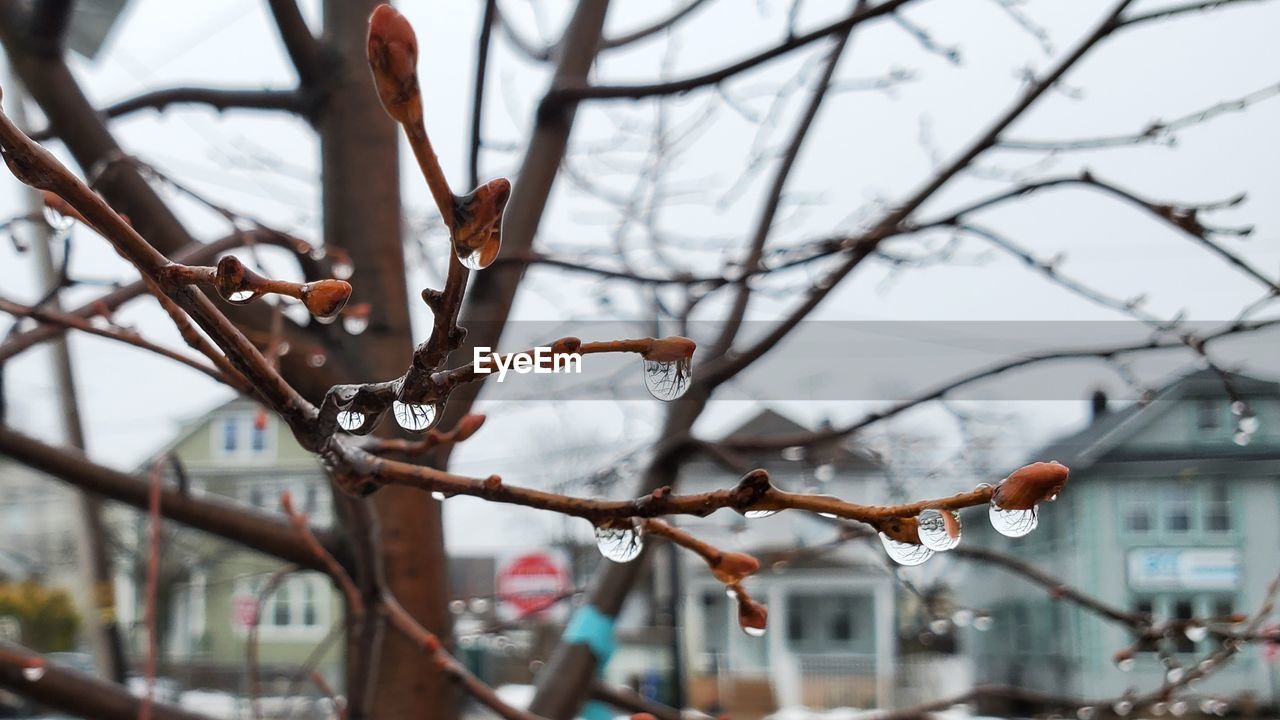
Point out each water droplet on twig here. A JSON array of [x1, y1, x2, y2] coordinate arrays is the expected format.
[[642, 357, 692, 401], [392, 400, 438, 432], [595, 520, 644, 563], [42, 205, 75, 232], [336, 411, 368, 433], [343, 314, 369, 335], [22, 665, 45, 682], [917, 509, 962, 551], [1112, 699, 1133, 716], [1075, 707, 1096, 720], [989, 502, 1038, 537], [879, 533, 934, 566], [1185, 624, 1208, 642], [225, 289, 258, 304], [743, 509, 777, 519]]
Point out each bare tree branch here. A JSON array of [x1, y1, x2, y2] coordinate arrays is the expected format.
[[599, 0, 713, 50], [266, 0, 324, 87]]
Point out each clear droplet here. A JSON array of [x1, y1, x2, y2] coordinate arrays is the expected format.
[[879, 533, 934, 566], [22, 665, 45, 682], [1076, 707, 1096, 720], [1116, 656, 1135, 672], [331, 259, 354, 280], [813, 463, 835, 482], [742, 624, 766, 638], [1151, 701, 1168, 716], [1185, 624, 1208, 642], [431, 491, 446, 501], [973, 614, 993, 631], [225, 289, 258, 304], [989, 502, 1038, 537], [780, 446, 805, 461], [336, 410, 368, 433], [448, 599, 465, 614], [42, 205, 75, 232], [392, 400, 438, 432], [1238, 414, 1259, 433], [308, 352, 327, 368], [743, 509, 777, 519], [469, 597, 490, 614], [343, 314, 368, 335], [457, 246, 488, 271], [1170, 701, 1188, 716], [917, 509, 962, 551], [929, 618, 950, 634], [642, 357, 692, 401], [1199, 699, 1216, 715], [1113, 700, 1133, 716], [595, 521, 644, 563], [951, 609, 974, 627], [1166, 667, 1185, 683]]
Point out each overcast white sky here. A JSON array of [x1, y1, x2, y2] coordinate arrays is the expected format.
[[2, 1, 1279, 550]]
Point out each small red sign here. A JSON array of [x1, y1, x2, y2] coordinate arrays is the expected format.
[[496, 552, 570, 620], [233, 596, 258, 627]]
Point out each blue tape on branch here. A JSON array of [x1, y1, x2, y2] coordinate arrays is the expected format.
[[582, 701, 614, 720], [562, 604, 617, 665]]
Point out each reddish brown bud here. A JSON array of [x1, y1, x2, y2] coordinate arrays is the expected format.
[[737, 596, 768, 636], [878, 516, 922, 545], [452, 178, 511, 270], [455, 413, 487, 441], [551, 336, 582, 355], [713, 552, 761, 585], [299, 279, 353, 319], [643, 336, 696, 363], [631, 714, 659, 720], [279, 490, 295, 514], [993, 461, 1070, 510], [367, 4, 422, 124]]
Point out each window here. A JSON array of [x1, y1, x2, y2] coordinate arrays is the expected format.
[[1123, 501, 1153, 534], [240, 573, 328, 635], [1172, 598, 1195, 653], [251, 419, 268, 452], [1131, 594, 1233, 654], [1196, 398, 1219, 430], [1164, 486, 1193, 533], [221, 417, 239, 453], [272, 582, 292, 626], [240, 479, 330, 523], [786, 593, 873, 654], [303, 582, 318, 626], [1203, 485, 1231, 532]]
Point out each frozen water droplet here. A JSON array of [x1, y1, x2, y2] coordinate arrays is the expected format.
[[742, 624, 766, 638], [1199, 699, 1216, 715], [343, 314, 368, 335], [42, 205, 75, 232], [725, 587, 738, 599], [879, 533, 934, 566], [393, 401, 438, 432], [331, 259, 354, 280], [813, 463, 835, 482], [1116, 656, 1135, 672], [595, 521, 644, 563], [917, 509, 962, 551], [448, 599, 465, 614], [336, 411, 368, 433], [225, 289, 258, 304], [989, 502, 1038, 537], [951, 609, 974, 627], [818, 512, 838, 519], [973, 614, 993, 631], [1170, 701, 1188, 716], [1233, 429, 1252, 446], [1231, 400, 1247, 416], [457, 245, 488, 271], [1152, 701, 1168, 716], [743, 509, 777, 519], [1166, 667, 1185, 683], [308, 352, 327, 368], [1076, 707, 1096, 720], [1113, 700, 1132, 716], [642, 357, 692, 401], [1238, 414, 1259, 434], [1185, 624, 1208, 642], [469, 597, 490, 614], [431, 491, 446, 501], [780, 446, 805, 462], [22, 665, 45, 682], [929, 618, 950, 634]]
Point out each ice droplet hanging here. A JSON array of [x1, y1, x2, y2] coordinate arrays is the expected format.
[[595, 520, 644, 563], [916, 509, 962, 551], [879, 533, 934, 566], [393, 400, 438, 432], [640, 337, 696, 401], [989, 502, 1038, 537]]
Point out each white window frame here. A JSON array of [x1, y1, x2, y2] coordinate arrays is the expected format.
[[211, 412, 277, 462], [237, 478, 331, 525], [233, 572, 331, 641]]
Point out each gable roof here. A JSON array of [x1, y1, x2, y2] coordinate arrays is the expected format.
[[1030, 368, 1280, 472]]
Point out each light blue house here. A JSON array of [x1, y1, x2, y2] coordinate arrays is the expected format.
[[959, 369, 1280, 710]]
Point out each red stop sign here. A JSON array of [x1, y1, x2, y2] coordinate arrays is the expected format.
[[496, 552, 570, 619]]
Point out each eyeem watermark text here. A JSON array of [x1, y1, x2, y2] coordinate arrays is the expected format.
[[473, 346, 582, 382]]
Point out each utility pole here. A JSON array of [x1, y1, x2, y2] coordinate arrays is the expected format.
[[6, 75, 128, 684]]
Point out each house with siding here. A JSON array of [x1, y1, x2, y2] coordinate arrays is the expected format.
[[958, 369, 1280, 711]]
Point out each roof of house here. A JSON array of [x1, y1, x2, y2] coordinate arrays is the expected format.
[[1030, 368, 1280, 472], [718, 408, 883, 474]]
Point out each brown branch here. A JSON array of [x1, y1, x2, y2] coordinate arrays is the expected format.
[[0, 427, 339, 570], [266, 0, 324, 87], [0, 641, 218, 720], [28, 88, 307, 142], [1117, 0, 1269, 28], [379, 594, 547, 720], [139, 462, 163, 720], [469, 0, 497, 190], [490, 1, 554, 62], [0, 295, 235, 386], [280, 491, 364, 624], [590, 680, 713, 720], [544, 0, 913, 105], [598, 0, 713, 49]]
